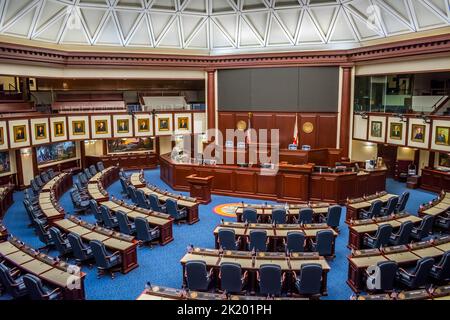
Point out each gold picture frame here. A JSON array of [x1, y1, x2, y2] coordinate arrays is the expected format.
[[34, 123, 47, 140], [13, 125, 27, 143], [0, 127, 4, 145], [53, 121, 65, 137], [370, 121, 383, 138], [137, 119, 150, 132], [116, 119, 129, 134], [72, 120, 86, 136], [177, 117, 189, 131], [158, 118, 170, 131], [95, 120, 108, 134], [389, 122, 402, 140], [435, 126, 450, 146], [411, 124, 425, 143]]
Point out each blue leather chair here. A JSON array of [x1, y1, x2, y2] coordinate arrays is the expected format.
[[430, 251, 450, 282], [89, 165, 97, 176], [395, 192, 410, 213], [23, 274, 62, 300], [435, 213, 450, 230], [35, 221, 54, 248], [248, 230, 267, 252], [90, 240, 122, 279], [127, 185, 138, 204], [0, 263, 28, 298], [148, 194, 166, 212], [70, 189, 90, 213], [77, 172, 89, 185], [389, 221, 413, 245], [67, 233, 94, 264], [285, 231, 305, 253], [135, 217, 160, 245], [83, 168, 92, 180], [380, 197, 399, 216], [136, 189, 150, 209], [96, 161, 105, 172], [218, 228, 238, 251], [30, 179, 40, 193], [258, 264, 283, 297], [297, 208, 313, 224], [116, 211, 136, 235], [363, 224, 393, 249], [320, 205, 342, 230], [311, 229, 334, 257], [220, 262, 246, 294], [271, 208, 286, 224], [242, 208, 258, 223], [185, 260, 212, 291], [166, 199, 187, 222], [49, 227, 72, 257], [295, 264, 322, 296], [47, 168, 56, 179], [34, 175, 44, 187], [410, 215, 434, 241], [40, 171, 50, 183], [119, 178, 129, 197], [360, 200, 383, 219], [396, 257, 434, 289], [89, 200, 104, 225], [100, 205, 119, 229], [366, 261, 398, 291]]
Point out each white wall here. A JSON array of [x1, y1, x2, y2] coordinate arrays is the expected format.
[[84, 140, 104, 156], [351, 140, 378, 162]]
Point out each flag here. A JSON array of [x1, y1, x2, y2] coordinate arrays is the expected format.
[[292, 114, 298, 145], [246, 114, 252, 144]]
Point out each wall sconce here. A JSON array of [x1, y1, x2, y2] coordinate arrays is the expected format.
[[20, 148, 32, 156], [357, 112, 368, 119], [394, 113, 408, 123]]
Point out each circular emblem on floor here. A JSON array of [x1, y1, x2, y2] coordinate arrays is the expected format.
[[213, 203, 241, 218]]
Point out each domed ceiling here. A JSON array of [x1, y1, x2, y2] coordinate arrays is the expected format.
[[0, 0, 448, 54]]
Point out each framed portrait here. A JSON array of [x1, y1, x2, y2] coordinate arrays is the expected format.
[[72, 120, 86, 135], [177, 117, 189, 131], [13, 125, 27, 143], [116, 119, 129, 134], [389, 122, 402, 140], [370, 121, 382, 138], [34, 123, 47, 140], [435, 126, 450, 146], [95, 120, 108, 134], [53, 121, 65, 137], [158, 118, 170, 131], [411, 124, 426, 143], [0, 127, 3, 145], [0, 121, 7, 150], [138, 119, 150, 132]]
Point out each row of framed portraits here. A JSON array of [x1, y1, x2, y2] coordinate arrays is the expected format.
[[353, 114, 450, 152], [0, 112, 206, 151]]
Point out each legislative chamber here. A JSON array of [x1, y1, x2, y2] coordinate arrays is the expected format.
[[0, 1, 449, 310]]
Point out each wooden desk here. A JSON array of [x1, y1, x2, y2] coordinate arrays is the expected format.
[[53, 217, 138, 274], [235, 203, 330, 223], [89, 166, 119, 189], [102, 199, 173, 245], [130, 172, 199, 225], [0, 185, 14, 219], [0, 239, 85, 299], [186, 174, 213, 204], [347, 214, 422, 250], [38, 173, 72, 223], [347, 236, 450, 292], [421, 168, 450, 193], [86, 153, 157, 171], [346, 192, 397, 223], [180, 247, 330, 295], [213, 222, 337, 255], [419, 191, 450, 218]]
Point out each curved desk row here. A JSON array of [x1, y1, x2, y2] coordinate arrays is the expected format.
[[38, 173, 72, 222], [213, 222, 337, 255], [53, 216, 138, 274], [129, 172, 199, 225], [347, 235, 450, 292], [357, 285, 450, 300], [160, 154, 387, 204], [0, 185, 14, 219], [235, 203, 330, 223], [89, 166, 119, 188], [0, 238, 85, 299], [101, 199, 173, 245], [180, 247, 330, 295], [345, 192, 397, 223], [348, 213, 423, 250], [136, 285, 308, 300], [419, 191, 450, 218]]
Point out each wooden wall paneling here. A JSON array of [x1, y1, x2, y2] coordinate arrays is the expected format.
[[218, 112, 235, 140], [256, 174, 277, 196], [299, 114, 318, 147], [317, 114, 338, 148], [251, 113, 274, 143], [211, 169, 234, 192], [234, 171, 255, 194], [274, 113, 296, 148]]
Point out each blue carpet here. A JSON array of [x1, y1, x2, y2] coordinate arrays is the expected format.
[[0, 170, 437, 300]]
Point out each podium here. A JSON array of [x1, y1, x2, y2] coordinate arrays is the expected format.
[[186, 174, 214, 204]]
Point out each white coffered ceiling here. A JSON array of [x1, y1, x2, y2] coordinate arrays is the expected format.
[[0, 0, 449, 54]]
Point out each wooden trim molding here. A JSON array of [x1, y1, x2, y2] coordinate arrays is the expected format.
[[0, 34, 450, 69]]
